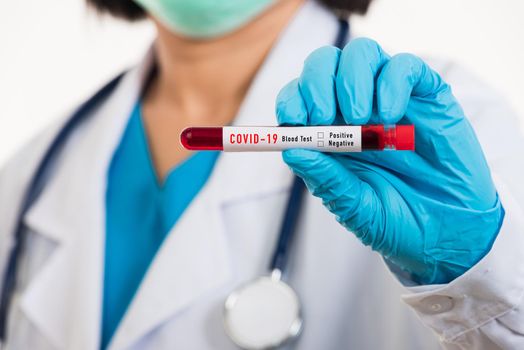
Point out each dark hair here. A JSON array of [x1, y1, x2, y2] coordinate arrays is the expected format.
[[86, 0, 373, 21]]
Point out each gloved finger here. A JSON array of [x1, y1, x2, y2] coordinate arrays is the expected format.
[[337, 151, 452, 206], [377, 53, 451, 124], [298, 46, 341, 125], [283, 149, 382, 246], [276, 79, 308, 126], [376, 53, 485, 184], [336, 38, 390, 125]]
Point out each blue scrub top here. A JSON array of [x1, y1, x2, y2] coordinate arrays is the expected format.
[[101, 103, 219, 349]]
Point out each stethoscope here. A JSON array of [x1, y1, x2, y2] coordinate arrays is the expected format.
[[0, 19, 348, 349]]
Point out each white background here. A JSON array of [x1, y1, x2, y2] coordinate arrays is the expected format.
[[1, 0, 523, 166]]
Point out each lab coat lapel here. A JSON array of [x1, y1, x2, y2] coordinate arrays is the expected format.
[[108, 169, 232, 350], [110, 2, 340, 349], [18, 52, 154, 350]]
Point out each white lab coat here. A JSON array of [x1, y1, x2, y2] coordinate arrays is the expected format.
[[2, 2, 524, 349]]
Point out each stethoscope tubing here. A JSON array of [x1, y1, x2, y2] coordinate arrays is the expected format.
[[269, 176, 306, 273], [0, 74, 125, 341]]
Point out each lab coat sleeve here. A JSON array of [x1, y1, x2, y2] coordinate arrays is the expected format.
[[400, 60, 524, 349]]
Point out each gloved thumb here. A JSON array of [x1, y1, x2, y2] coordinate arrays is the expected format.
[[282, 149, 383, 248]]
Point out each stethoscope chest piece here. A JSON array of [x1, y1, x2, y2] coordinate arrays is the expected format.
[[223, 270, 302, 350]]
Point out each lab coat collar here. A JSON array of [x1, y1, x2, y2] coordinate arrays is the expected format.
[[19, 51, 153, 349], [18, 1, 341, 349]]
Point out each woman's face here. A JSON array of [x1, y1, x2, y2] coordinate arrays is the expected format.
[[134, 0, 277, 39]]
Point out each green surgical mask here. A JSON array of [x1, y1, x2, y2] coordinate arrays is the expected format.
[[134, 0, 276, 38]]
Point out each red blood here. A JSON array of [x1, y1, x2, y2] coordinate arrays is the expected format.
[[180, 127, 223, 150], [362, 125, 414, 150], [362, 125, 385, 150]]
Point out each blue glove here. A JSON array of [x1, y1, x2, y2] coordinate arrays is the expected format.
[[276, 38, 504, 285]]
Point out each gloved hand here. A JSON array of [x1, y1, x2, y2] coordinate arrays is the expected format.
[[276, 38, 504, 285]]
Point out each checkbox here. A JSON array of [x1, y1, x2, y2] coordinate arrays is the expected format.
[[317, 141, 324, 147], [317, 132, 324, 139]]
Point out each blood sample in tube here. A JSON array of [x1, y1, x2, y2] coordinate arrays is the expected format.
[[180, 125, 414, 152]]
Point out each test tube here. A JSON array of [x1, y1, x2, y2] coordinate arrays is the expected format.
[[180, 125, 414, 152]]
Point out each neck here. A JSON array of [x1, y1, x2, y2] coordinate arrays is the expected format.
[[144, 0, 304, 126], [141, 0, 304, 181]]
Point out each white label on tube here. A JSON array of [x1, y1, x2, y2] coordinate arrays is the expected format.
[[223, 126, 362, 152]]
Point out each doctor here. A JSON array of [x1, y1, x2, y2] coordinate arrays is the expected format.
[[1, 0, 524, 349]]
